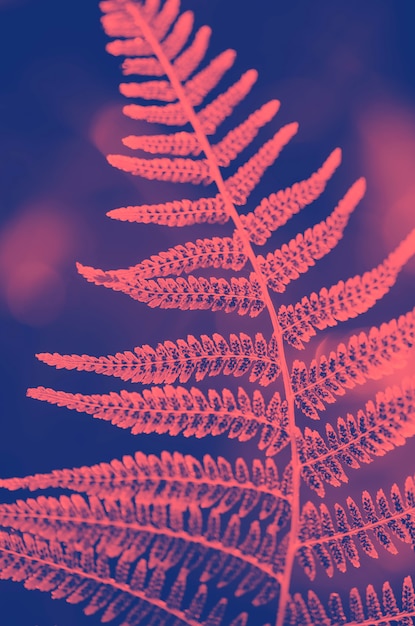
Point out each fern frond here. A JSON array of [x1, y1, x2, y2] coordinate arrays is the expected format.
[[123, 69, 257, 130], [0, 451, 291, 517], [109, 120, 294, 188], [104, 0, 181, 56], [292, 307, 415, 419], [279, 228, 415, 349], [240, 148, 342, 245], [107, 119, 293, 223], [107, 194, 228, 227], [297, 474, 415, 579], [0, 494, 284, 604], [119, 48, 235, 103], [77, 233, 246, 285], [121, 24, 211, 78], [257, 178, 366, 293], [289, 576, 415, 626], [122, 100, 279, 159], [0, 525, 250, 625], [25, 385, 289, 457], [297, 376, 415, 496], [225, 123, 298, 205], [36, 332, 281, 386], [75, 272, 265, 316]]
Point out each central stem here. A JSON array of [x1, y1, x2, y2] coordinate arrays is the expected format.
[[123, 5, 302, 624]]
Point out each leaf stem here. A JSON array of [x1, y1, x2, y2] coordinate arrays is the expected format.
[[123, 4, 301, 623]]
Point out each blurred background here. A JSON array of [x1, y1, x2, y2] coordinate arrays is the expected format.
[[1, 0, 415, 624]]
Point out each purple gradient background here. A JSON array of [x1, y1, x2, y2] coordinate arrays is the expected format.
[[1, 0, 415, 624]]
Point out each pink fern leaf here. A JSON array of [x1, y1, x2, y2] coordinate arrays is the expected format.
[[297, 376, 415, 496], [122, 100, 279, 161], [107, 194, 228, 227], [279, 228, 415, 349], [36, 332, 281, 386], [225, 123, 299, 205], [74, 272, 265, 316], [0, 495, 285, 604], [121, 24, 211, 78], [0, 526, 240, 626], [257, 178, 366, 294], [297, 475, 415, 579], [0, 452, 290, 521], [119, 48, 236, 105], [25, 385, 289, 456], [123, 68, 256, 129], [104, 0, 180, 56], [77, 233, 246, 285], [240, 148, 342, 245], [289, 576, 415, 626], [107, 153, 214, 184], [292, 307, 415, 419]]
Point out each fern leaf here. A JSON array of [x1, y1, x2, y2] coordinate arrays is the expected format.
[[0, 494, 285, 603], [122, 100, 279, 160], [289, 576, 415, 625], [0, 451, 291, 518], [0, 526, 232, 625], [77, 233, 247, 286], [107, 194, 228, 227], [123, 68, 257, 130], [121, 24, 211, 78], [75, 271, 265, 316], [120, 47, 235, 117], [104, 0, 180, 56], [36, 332, 281, 386], [25, 385, 289, 457], [257, 178, 366, 293], [107, 152, 214, 184], [279, 228, 415, 348], [225, 123, 298, 205], [298, 474, 415, 578], [297, 376, 415, 496], [240, 148, 342, 245], [292, 307, 415, 419]]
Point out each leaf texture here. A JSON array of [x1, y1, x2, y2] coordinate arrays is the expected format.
[[123, 69, 257, 130], [122, 100, 279, 161], [292, 307, 415, 419], [36, 332, 281, 386], [26, 386, 289, 456], [298, 474, 415, 579], [0, 526, 240, 626], [108, 120, 296, 189], [77, 272, 265, 316], [107, 194, 229, 227], [257, 178, 366, 294], [0, 452, 291, 516], [297, 376, 415, 496], [279, 228, 415, 348], [78, 233, 247, 284], [289, 576, 415, 626], [119, 45, 232, 102], [240, 148, 342, 245], [0, 492, 286, 603], [121, 24, 211, 78]]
